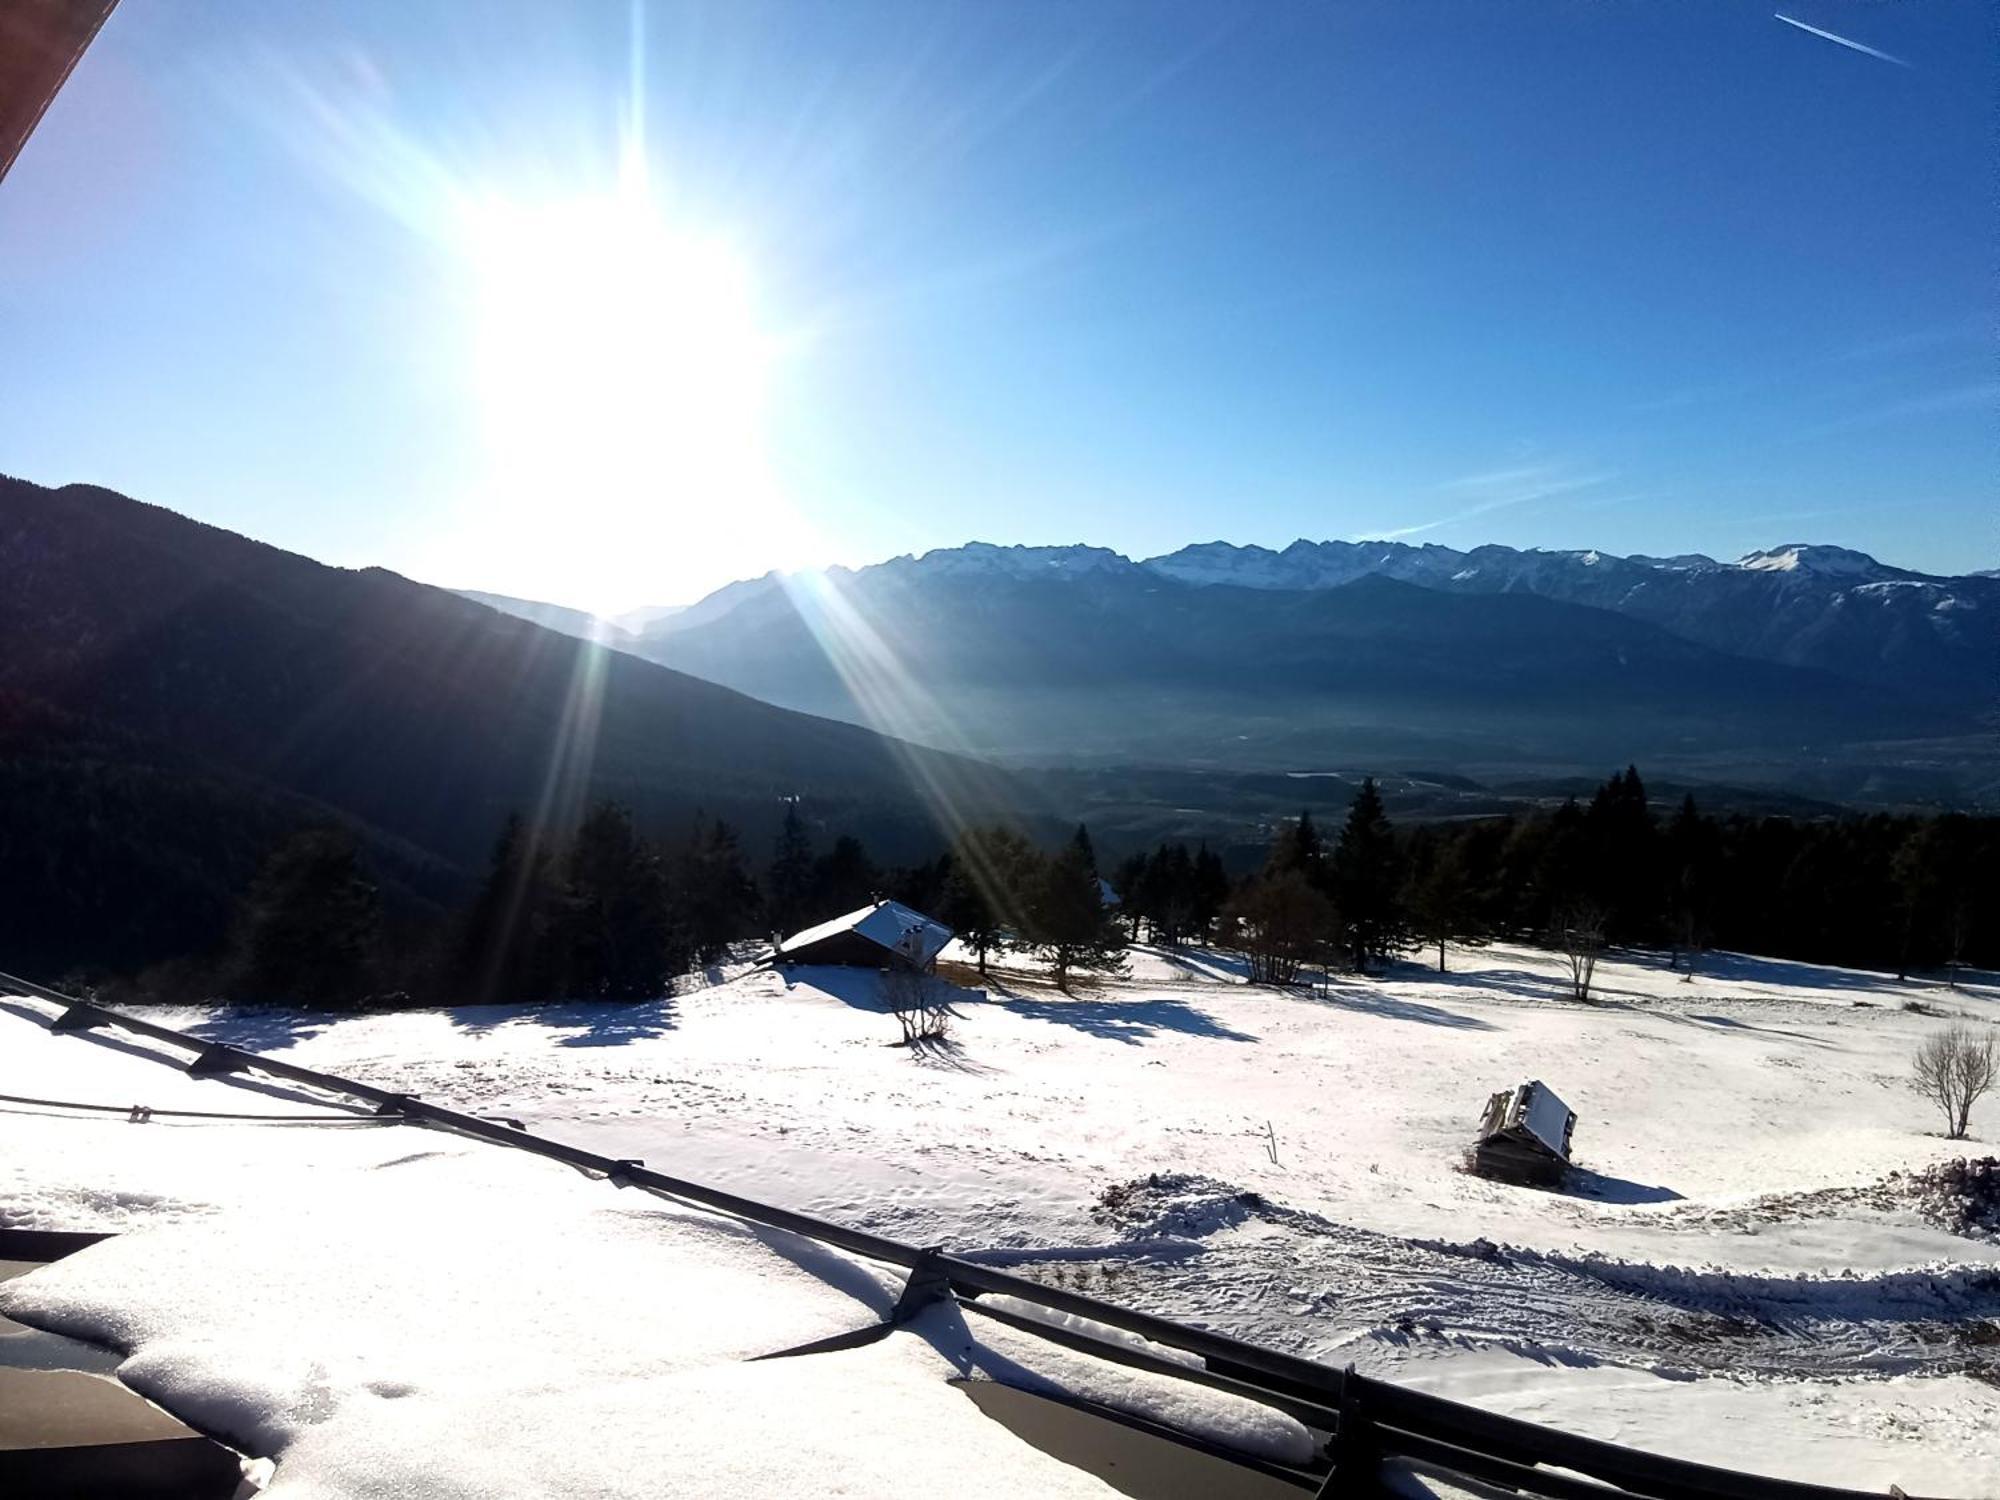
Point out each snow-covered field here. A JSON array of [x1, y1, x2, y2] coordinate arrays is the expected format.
[[4, 941, 1999, 1493]]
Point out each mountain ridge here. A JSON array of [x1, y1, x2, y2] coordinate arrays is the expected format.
[[635, 534, 1993, 709], [620, 551, 1977, 785], [0, 475, 1020, 975]]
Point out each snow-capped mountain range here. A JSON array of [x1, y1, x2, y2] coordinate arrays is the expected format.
[[1139, 538, 1938, 591], [494, 533, 1981, 786], [644, 535, 1973, 602], [614, 536, 1991, 709]]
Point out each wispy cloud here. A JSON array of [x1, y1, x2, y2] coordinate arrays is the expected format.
[[1363, 460, 1615, 541], [1630, 324, 1985, 420], [1836, 321, 1987, 364], [1099, 17, 1242, 123], [1804, 381, 2000, 437], [1774, 13, 1912, 68]]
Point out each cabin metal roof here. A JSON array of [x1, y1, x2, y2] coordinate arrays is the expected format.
[[776, 899, 954, 967]]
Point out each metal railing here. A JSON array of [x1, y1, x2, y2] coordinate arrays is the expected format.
[[0, 970, 1950, 1500]]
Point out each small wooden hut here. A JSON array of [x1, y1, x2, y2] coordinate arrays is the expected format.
[[1471, 1080, 1575, 1187]]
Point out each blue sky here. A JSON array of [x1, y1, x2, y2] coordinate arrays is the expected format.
[[0, 1, 1990, 609]]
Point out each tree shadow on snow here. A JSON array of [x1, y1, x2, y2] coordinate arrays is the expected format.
[[988, 986, 1257, 1046], [438, 991, 683, 1045], [1140, 946, 1254, 984], [441, 996, 676, 1048], [1560, 1165, 1683, 1205], [1649, 1011, 1833, 1048], [781, 968, 1000, 1072], [905, 1035, 998, 1076], [187, 1007, 333, 1053], [781, 966, 983, 1015], [1677, 949, 1959, 998], [542, 998, 680, 1048], [0, 998, 355, 1112], [1412, 963, 1666, 1006], [1412, 965, 1581, 1002], [1309, 984, 1497, 1032]]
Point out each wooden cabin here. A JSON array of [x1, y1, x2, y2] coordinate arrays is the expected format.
[[1471, 1080, 1576, 1187], [775, 900, 954, 972]]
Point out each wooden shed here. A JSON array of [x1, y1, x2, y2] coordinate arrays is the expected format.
[[775, 900, 954, 972], [1471, 1080, 1576, 1187]]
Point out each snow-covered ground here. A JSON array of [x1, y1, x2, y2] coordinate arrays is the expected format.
[[4, 941, 1999, 1493]]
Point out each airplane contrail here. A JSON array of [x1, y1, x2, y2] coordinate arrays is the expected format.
[[1774, 13, 1912, 67]]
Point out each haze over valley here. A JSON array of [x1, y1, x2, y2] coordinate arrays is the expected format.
[[465, 532, 1999, 814]]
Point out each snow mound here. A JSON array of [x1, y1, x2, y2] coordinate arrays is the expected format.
[[1093, 1173, 1267, 1240], [959, 1308, 1316, 1464], [975, 1293, 1206, 1370]]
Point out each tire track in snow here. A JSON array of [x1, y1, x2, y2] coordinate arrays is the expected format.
[[994, 1175, 2000, 1382]]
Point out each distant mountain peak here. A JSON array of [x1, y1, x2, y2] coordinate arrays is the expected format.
[[901, 541, 1140, 579], [1733, 543, 1899, 579]]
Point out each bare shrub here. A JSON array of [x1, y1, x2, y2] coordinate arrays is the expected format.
[[1552, 901, 1607, 1003], [1901, 1157, 2000, 1238], [1913, 1024, 1998, 1140], [884, 968, 955, 1049], [1224, 870, 1336, 986]]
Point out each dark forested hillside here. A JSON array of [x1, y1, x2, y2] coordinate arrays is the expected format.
[[0, 476, 1015, 978]]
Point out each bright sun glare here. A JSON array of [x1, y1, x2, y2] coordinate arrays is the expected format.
[[459, 175, 782, 611]]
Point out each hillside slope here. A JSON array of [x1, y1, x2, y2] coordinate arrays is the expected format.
[[0, 477, 1013, 970]]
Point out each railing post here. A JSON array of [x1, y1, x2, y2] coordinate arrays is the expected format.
[[187, 1046, 248, 1077], [890, 1247, 954, 1324], [1320, 1364, 1376, 1495]]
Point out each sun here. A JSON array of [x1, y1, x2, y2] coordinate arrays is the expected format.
[[456, 177, 783, 610]]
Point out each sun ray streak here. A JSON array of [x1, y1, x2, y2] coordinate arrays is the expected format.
[[775, 572, 1025, 878]]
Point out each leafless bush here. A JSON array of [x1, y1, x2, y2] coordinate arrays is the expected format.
[[1901, 1157, 2000, 1238], [1553, 901, 1607, 1003], [1912, 1023, 1998, 1140], [884, 968, 955, 1048], [1223, 871, 1336, 987]]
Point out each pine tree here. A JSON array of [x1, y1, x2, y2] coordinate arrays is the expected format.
[[1112, 851, 1150, 941], [1268, 809, 1326, 887], [451, 812, 559, 1004], [1406, 835, 1482, 973], [557, 802, 676, 1001], [811, 834, 879, 916], [767, 801, 815, 937], [939, 852, 1001, 973], [939, 823, 1039, 968], [1532, 797, 1589, 927], [1190, 844, 1230, 944], [230, 828, 383, 1009], [1025, 835, 1127, 992], [674, 817, 760, 968], [1584, 765, 1659, 942], [1892, 820, 1945, 981], [1152, 843, 1198, 945], [1333, 777, 1406, 971], [1069, 823, 1098, 877], [1665, 793, 1720, 972]]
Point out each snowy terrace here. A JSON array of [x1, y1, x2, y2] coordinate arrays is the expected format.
[[3, 940, 1998, 1493]]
